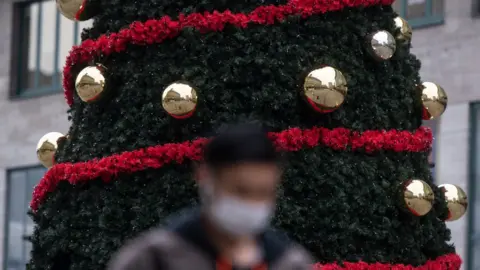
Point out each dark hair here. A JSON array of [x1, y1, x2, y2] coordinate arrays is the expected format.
[[203, 123, 279, 169]]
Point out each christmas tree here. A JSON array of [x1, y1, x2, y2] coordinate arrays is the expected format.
[[30, 0, 467, 269]]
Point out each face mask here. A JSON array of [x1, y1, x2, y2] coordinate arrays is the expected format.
[[208, 194, 274, 236]]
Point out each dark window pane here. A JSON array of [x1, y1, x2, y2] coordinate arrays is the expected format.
[[406, 0, 427, 20], [6, 170, 27, 267], [8, 171, 27, 222], [474, 109, 480, 222], [26, 167, 45, 236], [18, 3, 36, 90], [473, 105, 480, 254], [38, 1, 56, 88], [27, 167, 46, 193], [475, 202, 480, 235], [14, 0, 93, 95], [391, 0, 444, 27], [6, 260, 26, 270], [56, 11, 92, 86], [432, 0, 444, 16], [6, 166, 46, 269], [392, 0, 403, 14], [473, 240, 480, 269]]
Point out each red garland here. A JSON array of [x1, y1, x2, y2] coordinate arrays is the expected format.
[[313, 253, 461, 270], [31, 125, 431, 210], [63, 0, 395, 106]]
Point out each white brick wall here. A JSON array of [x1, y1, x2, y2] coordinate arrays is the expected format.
[[0, 0, 478, 267]]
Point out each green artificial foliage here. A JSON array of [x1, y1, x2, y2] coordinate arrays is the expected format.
[[28, 1, 454, 270]]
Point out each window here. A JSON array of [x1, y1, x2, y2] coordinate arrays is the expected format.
[[10, 0, 92, 98], [392, 0, 444, 28], [473, 0, 480, 17], [468, 103, 480, 270], [3, 166, 46, 270]]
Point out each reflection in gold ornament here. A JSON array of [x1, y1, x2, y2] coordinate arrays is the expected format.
[[36, 132, 64, 168], [393, 16, 412, 44], [401, 179, 434, 216], [303, 67, 348, 113], [162, 82, 198, 119], [420, 82, 448, 120], [439, 184, 467, 221], [367, 30, 397, 60], [56, 0, 91, 21], [75, 65, 106, 103]]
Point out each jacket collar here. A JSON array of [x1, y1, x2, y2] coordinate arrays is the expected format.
[[169, 207, 288, 266]]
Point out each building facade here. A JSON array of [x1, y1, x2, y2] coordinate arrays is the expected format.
[[0, 0, 478, 269]]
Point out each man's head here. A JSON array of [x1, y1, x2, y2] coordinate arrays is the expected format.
[[198, 124, 281, 236]]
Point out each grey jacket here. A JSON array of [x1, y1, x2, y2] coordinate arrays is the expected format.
[[107, 209, 314, 270]]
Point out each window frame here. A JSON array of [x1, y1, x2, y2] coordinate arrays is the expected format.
[[9, 0, 85, 100], [2, 165, 46, 270], [395, 0, 444, 29], [467, 102, 480, 270]]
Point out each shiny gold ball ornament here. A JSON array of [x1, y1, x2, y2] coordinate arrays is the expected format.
[[75, 65, 106, 103], [420, 82, 448, 120], [401, 179, 435, 216], [303, 67, 348, 113], [56, 0, 100, 21], [439, 184, 468, 221], [162, 82, 198, 119], [366, 30, 397, 61], [394, 16, 412, 44], [36, 132, 64, 168]]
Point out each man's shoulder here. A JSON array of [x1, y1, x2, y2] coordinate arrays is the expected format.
[[262, 228, 314, 267], [264, 227, 292, 244], [106, 229, 177, 270], [164, 206, 199, 227]]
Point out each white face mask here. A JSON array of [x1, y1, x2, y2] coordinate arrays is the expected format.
[[201, 184, 274, 236]]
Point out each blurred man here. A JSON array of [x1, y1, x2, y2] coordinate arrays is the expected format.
[[107, 124, 313, 270]]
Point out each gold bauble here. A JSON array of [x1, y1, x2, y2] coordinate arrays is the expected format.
[[162, 82, 198, 119], [439, 184, 468, 221], [401, 179, 435, 216], [367, 30, 397, 61], [303, 67, 348, 113], [394, 16, 412, 44], [36, 132, 64, 168], [56, 0, 98, 21], [420, 82, 448, 120], [75, 65, 106, 103]]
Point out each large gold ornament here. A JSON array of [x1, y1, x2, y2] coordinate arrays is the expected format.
[[162, 82, 198, 119], [394, 16, 412, 44], [439, 184, 468, 221], [75, 65, 106, 103], [420, 82, 448, 120], [401, 179, 434, 216], [56, 0, 98, 21], [36, 132, 64, 168], [367, 30, 397, 61], [303, 67, 348, 113]]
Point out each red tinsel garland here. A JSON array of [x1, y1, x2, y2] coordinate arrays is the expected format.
[[63, 0, 395, 106], [313, 253, 461, 270], [31, 125, 431, 210]]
